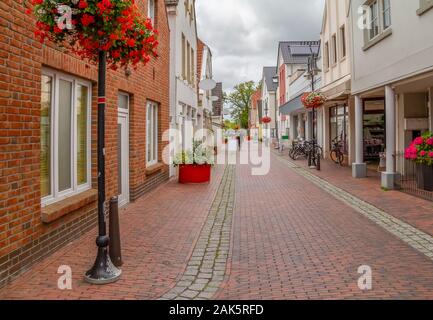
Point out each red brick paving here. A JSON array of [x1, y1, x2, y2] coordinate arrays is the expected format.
[[280, 151, 433, 237], [2, 151, 433, 300], [0, 166, 225, 300], [216, 152, 433, 299]]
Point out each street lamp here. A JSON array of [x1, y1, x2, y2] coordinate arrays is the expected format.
[[272, 75, 280, 148], [305, 50, 322, 170], [85, 51, 122, 284]]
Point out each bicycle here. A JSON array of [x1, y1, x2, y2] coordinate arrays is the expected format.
[[305, 140, 323, 168], [289, 140, 309, 160], [330, 137, 344, 166]]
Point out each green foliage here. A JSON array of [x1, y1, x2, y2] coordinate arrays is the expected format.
[[224, 81, 258, 129]]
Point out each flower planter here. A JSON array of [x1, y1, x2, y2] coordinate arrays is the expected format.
[[416, 164, 433, 192], [178, 164, 211, 184]]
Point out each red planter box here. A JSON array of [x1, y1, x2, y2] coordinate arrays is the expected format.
[[178, 164, 212, 184]]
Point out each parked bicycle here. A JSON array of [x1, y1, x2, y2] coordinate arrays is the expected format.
[[290, 140, 323, 166], [330, 137, 345, 166]]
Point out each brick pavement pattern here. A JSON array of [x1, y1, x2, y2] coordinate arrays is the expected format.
[[2, 150, 433, 299], [216, 152, 433, 300], [0, 166, 225, 300], [276, 155, 433, 260], [160, 165, 235, 300]]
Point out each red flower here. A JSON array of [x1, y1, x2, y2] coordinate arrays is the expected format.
[[78, 1, 88, 9], [127, 38, 135, 47], [25, 8, 32, 15], [53, 25, 63, 34], [111, 50, 121, 59], [81, 14, 95, 27], [31, 0, 43, 5]]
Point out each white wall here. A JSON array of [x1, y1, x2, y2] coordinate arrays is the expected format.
[[350, 0, 433, 94], [321, 0, 351, 90]]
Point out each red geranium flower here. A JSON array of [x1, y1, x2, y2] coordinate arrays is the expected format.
[[81, 14, 95, 27], [127, 38, 135, 47], [78, 1, 88, 9]]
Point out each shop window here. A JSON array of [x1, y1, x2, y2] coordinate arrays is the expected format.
[[41, 69, 92, 206], [363, 99, 385, 162], [329, 105, 349, 154]]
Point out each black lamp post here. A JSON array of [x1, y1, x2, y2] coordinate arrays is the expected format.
[[306, 50, 321, 171], [84, 50, 122, 284]]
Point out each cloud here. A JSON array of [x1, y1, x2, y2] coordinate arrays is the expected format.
[[196, 0, 325, 91]]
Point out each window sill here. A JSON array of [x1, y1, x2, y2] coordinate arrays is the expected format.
[[362, 28, 393, 51], [146, 162, 165, 176], [41, 189, 98, 224], [417, 3, 433, 15]]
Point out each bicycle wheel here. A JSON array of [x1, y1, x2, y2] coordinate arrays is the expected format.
[[337, 152, 344, 166], [330, 150, 339, 164]]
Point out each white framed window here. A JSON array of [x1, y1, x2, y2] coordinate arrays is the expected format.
[[41, 68, 92, 207], [146, 101, 159, 166], [418, 0, 433, 15], [339, 25, 346, 59], [331, 34, 338, 64], [324, 41, 330, 70], [382, 0, 391, 30], [368, 0, 379, 40], [148, 0, 155, 25]]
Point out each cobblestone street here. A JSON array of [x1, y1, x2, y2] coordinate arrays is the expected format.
[[1, 151, 433, 300]]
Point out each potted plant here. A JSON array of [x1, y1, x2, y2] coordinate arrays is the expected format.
[[173, 140, 215, 184], [405, 132, 433, 191]]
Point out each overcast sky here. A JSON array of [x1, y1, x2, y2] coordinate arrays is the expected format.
[[196, 0, 325, 91]]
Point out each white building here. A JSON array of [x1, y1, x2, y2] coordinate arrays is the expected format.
[[261, 67, 278, 141], [166, 0, 199, 175], [320, 0, 354, 166], [349, 0, 433, 189], [197, 39, 214, 143], [277, 41, 322, 144]]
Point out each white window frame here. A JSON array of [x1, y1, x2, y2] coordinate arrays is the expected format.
[[148, 0, 155, 24], [368, 0, 380, 40], [41, 68, 92, 207], [339, 24, 346, 59], [382, 0, 391, 30], [331, 33, 338, 65], [146, 101, 159, 166]]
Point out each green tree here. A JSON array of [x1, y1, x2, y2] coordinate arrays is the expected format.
[[224, 81, 258, 129]]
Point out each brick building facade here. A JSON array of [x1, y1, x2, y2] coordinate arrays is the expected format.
[[0, 0, 170, 287]]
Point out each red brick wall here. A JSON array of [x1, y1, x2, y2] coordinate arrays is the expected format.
[[0, 0, 170, 287]]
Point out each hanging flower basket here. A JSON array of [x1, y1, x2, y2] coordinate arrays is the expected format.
[[301, 92, 326, 109], [262, 116, 272, 124], [26, 0, 159, 70]]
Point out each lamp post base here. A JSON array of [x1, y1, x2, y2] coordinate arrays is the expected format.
[[84, 247, 122, 285]]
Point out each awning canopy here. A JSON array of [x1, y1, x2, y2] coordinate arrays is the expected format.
[[279, 94, 304, 115]]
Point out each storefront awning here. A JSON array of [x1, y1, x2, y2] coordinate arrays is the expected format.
[[279, 94, 304, 115]]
